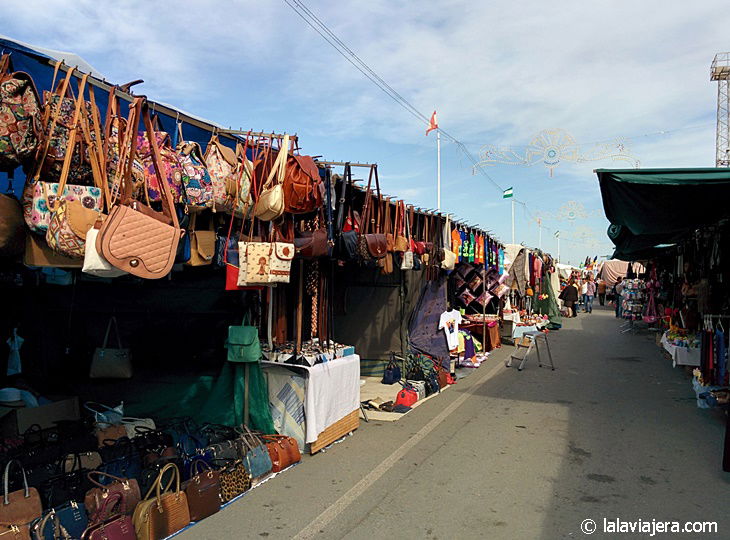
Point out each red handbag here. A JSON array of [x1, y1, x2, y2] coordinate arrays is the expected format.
[[395, 385, 418, 407], [81, 492, 136, 540]]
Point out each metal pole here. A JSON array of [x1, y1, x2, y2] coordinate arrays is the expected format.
[[538, 218, 542, 250], [511, 198, 515, 245], [437, 130, 442, 211], [557, 234, 561, 263]]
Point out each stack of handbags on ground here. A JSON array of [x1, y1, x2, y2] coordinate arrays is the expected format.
[[0, 401, 300, 539], [0, 58, 325, 284]]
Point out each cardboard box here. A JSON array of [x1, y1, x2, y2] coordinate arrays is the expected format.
[[0, 396, 80, 437]]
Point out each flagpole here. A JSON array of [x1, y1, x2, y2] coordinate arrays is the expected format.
[[511, 197, 515, 245], [557, 232, 561, 263], [538, 218, 542, 250], [437, 130, 441, 211]]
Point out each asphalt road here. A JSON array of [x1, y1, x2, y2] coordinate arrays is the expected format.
[[180, 305, 730, 539]]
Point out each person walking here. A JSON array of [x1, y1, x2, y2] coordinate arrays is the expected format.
[[559, 278, 579, 317], [597, 279, 607, 306], [584, 275, 596, 313], [580, 279, 588, 311], [613, 276, 625, 318]]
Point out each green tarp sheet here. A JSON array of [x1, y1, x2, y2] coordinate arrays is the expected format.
[[596, 168, 730, 258]]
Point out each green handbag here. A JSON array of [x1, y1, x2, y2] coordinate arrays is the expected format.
[[226, 314, 262, 363]]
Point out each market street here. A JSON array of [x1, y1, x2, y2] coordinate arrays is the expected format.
[[180, 306, 729, 539]]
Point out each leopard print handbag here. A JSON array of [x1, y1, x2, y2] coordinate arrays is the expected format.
[[218, 460, 252, 503]]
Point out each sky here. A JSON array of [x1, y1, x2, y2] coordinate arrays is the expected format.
[[3, 0, 727, 265]]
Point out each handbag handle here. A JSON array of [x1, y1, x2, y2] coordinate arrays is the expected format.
[[35, 512, 71, 540], [87, 470, 127, 490], [258, 134, 289, 192], [190, 458, 213, 476], [90, 491, 124, 525], [101, 316, 124, 350], [3, 460, 29, 504], [152, 463, 181, 506]]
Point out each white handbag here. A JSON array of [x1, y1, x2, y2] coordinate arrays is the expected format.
[[254, 135, 289, 221], [400, 210, 414, 270], [83, 227, 127, 277], [441, 249, 457, 270], [238, 241, 273, 285], [269, 242, 294, 283], [122, 417, 156, 439]]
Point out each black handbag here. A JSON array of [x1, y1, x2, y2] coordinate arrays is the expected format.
[[199, 424, 237, 445], [381, 355, 402, 385], [39, 469, 93, 508], [138, 456, 184, 496]]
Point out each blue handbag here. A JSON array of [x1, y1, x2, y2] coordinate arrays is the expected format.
[[239, 426, 272, 479], [32, 501, 88, 540], [381, 355, 401, 385]]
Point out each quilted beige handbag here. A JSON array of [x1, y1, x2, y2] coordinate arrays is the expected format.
[[253, 135, 288, 221], [97, 98, 182, 279]]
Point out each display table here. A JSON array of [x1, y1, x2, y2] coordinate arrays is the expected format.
[[461, 322, 501, 351], [262, 354, 361, 452], [660, 333, 701, 367]]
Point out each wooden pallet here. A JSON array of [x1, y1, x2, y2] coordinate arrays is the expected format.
[[310, 409, 359, 454]]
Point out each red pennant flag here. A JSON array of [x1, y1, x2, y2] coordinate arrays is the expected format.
[[425, 111, 438, 136]]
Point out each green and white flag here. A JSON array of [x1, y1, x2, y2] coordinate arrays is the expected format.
[[503, 187, 513, 199], [554, 230, 560, 238]]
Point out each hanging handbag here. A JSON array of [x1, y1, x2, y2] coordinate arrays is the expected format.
[[441, 248, 457, 270], [135, 116, 184, 204], [104, 85, 145, 202], [253, 135, 288, 221], [81, 492, 136, 540], [394, 201, 408, 252], [269, 240, 294, 284], [0, 53, 42, 171], [82, 223, 127, 277], [261, 435, 301, 473], [336, 164, 359, 261], [132, 464, 190, 540], [182, 461, 220, 522], [175, 123, 213, 209], [0, 461, 42, 540], [238, 427, 272, 479], [204, 134, 238, 213], [283, 150, 322, 214], [400, 205, 414, 271], [89, 317, 132, 379], [186, 213, 216, 266], [217, 460, 251, 504], [230, 137, 254, 218], [23, 70, 103, 235], [356, 165, 387, 261], [45, 84, 107, 259], [97, 99, 182, 279], [225, 313, 261, 363]]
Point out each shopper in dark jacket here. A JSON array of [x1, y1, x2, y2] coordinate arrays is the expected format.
[[559, 278, 579, 317]]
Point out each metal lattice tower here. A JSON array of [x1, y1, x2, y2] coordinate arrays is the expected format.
[[711, 53, 730, 167]]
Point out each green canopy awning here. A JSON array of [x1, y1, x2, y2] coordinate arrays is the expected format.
[[596, 168, 730, 258]]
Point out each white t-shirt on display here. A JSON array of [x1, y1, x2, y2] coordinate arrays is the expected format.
[[438, 309, 462, 351]]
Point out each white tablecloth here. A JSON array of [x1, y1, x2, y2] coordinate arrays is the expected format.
[[262, 354, 361, 443], [661, 333, 701, 367]]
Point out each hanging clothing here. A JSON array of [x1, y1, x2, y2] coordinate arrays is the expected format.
[[438, 309, 463, 351], [468, 232, 476, 262], [498, 247, 505, 274], [715, 329, 726, 386], [451, 228, 461, 258], [459, 229, 468, 262]]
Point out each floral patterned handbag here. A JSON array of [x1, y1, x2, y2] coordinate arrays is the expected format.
[[0, 53, 42, 171], [174, 122, 213, 208], [204, 134, 238, 212], [136, 118, 184, 203], [23, 69, 103, 234]]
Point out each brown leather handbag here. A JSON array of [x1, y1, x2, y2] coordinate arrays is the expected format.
[[132, 463, 189, 540], [0, 461, 42, 540], [262, 435, 301, 473], [97, 98, 181, 279], [182, 461, 220, 522], [283, 152, 322, 214], [356, 165, 387, 261], [394, 201, 408, 252], [186, 213, 216, 266], [84, 471, 141, 519]]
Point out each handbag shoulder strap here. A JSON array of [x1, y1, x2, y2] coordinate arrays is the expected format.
[[260, 134, 289, 191], [102, 316, 123, 349]]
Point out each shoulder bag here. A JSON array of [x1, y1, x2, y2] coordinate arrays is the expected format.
[[400, 205, 414, 271], [0, 53, 42, 171], [283, 149, 322, 214], [335, 163, 358, 261], [204, 134, 238, 213], [0, 461, 43, 539], [97, 98, 182, 279], [253, 135, 288, 221], [132, 464, 189, 540], [174, 123, 213, 209], [136, 115, 184, 203], [186, 213, 216, 266], [356, 165, 387, 262], [31, 501, 87, 540], [230, 137, 254, 218], [23, 70, 103, 235], [90, 317, 132, 379], [182, 461, 220, 522]]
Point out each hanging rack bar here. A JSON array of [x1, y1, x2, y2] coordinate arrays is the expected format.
[[219, 129, 298, 143], [318, 161, 376, 168]]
